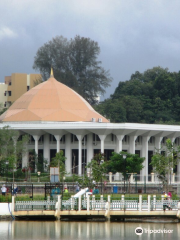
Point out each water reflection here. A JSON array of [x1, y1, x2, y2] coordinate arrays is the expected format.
[[0, 220, 179, 240]]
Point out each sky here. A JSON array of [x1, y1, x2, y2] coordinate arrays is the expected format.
[[1, 0, 180, 100]]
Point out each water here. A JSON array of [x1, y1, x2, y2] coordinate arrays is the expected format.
[[0, 220, 179, 240]]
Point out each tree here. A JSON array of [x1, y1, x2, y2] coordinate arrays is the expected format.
[[94, 98, 126, 123], [0, 126, 29, 184], [33, 35, 112, 105], [51, 150, 66, 180], [108, 151, 145, 176], [95, 66, 180, 124], [87, 153, 107, 192], [150, 138, 180, 191]]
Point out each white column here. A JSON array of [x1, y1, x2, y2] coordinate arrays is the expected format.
[[154, 136, 163, 152], [154, 136, 163, 181], [171, 138, 176, 181], [77, 135, 83, 175], [99, 135, 106, 153], [87, 133, 93, 164], [12, 136, 18, 171], [65, 134, 71, 174], [33, 135, 40, 172], [140, 136, 150, 181], [33, 135, 40, 155], [54, 135, 62, 153], [129, 135, 137, 154], [44, 134, 50, 165], [116, 135, 124, 153], [22, 145, 28, 168]]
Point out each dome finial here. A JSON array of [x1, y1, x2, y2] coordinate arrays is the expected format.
[[50, 67, 54, 77]]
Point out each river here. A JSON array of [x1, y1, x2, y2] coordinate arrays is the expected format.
[[0, 220, 179, 240]]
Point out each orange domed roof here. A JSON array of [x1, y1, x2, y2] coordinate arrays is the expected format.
[[0, 75, 109, 123]]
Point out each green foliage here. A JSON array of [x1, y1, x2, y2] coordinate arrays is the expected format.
[[33, 35, 112, 105], [0, 126, 29, 182], [108, 151, 145, 176], [0, 195, 11, 203], [95, 66, 180, 124], [87, 153, 107, 184], [0, 102, 8, 115], [150, 138, 180, 190], [51, 150, 66, 179]]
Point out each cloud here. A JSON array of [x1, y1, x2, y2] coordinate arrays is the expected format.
[[0, 27, 17, 41]]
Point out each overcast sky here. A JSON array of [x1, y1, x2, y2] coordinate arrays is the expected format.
[[1, 0, 180, 100]]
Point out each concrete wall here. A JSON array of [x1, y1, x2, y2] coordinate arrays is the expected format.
[[0, 83, 7, 105], [0, 203, 12, 216]]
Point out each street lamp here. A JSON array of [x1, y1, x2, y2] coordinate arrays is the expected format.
[[123, 154, 126, 193]]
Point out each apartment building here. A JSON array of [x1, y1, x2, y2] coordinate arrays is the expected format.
[[0, 73, 41, 107]]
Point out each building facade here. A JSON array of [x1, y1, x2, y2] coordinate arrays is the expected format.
[[0, 73, 41, 108], [0, 72, 180, 181]]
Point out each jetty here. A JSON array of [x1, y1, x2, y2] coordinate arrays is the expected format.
[[9, 194, 180, 221]]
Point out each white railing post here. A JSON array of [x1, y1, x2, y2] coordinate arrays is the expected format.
[[153, 195, 156, 210], [100, 195, 103, 210], [12, 196, 15, 213], [161, 194, 164, 210], [109, 172, 112, 183], [148, 195, 151, 211], [121, 195, 125, 210], [47, 196, 50, 210], [151, 173, 154, 183], [57, 195, 61, 211], [139, 195, 142, 211], [78, 195, 81, 211], [108, 195, 111, 210], [87, 195, 90, 212], [92, 195, 95, 210], [71, 196, 74, 210], [105, 195, 111, 219], [56, 195, 61, 219]]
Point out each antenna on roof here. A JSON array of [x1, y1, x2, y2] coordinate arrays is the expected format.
[[50, 67, 54, 77]]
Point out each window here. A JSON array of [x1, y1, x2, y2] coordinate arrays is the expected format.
[[60, 135, 65, 143], [71, 134, 78, 143]]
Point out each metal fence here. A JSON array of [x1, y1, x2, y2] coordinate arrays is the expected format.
[[15, 200, 56, 211]]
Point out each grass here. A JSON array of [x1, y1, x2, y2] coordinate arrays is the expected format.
[[0, 193, 179, 203]]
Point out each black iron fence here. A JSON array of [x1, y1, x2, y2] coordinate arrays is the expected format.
[[0, 182, 177, 200]]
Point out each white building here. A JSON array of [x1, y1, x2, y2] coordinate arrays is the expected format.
[[0, 72, 180, 181]]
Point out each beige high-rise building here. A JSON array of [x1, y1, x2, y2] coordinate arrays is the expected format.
[[0, 73, 41, 108]]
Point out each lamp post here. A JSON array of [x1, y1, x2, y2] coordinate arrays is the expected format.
[[37, 171, 41, 183], [123, 154, 126, 193]]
